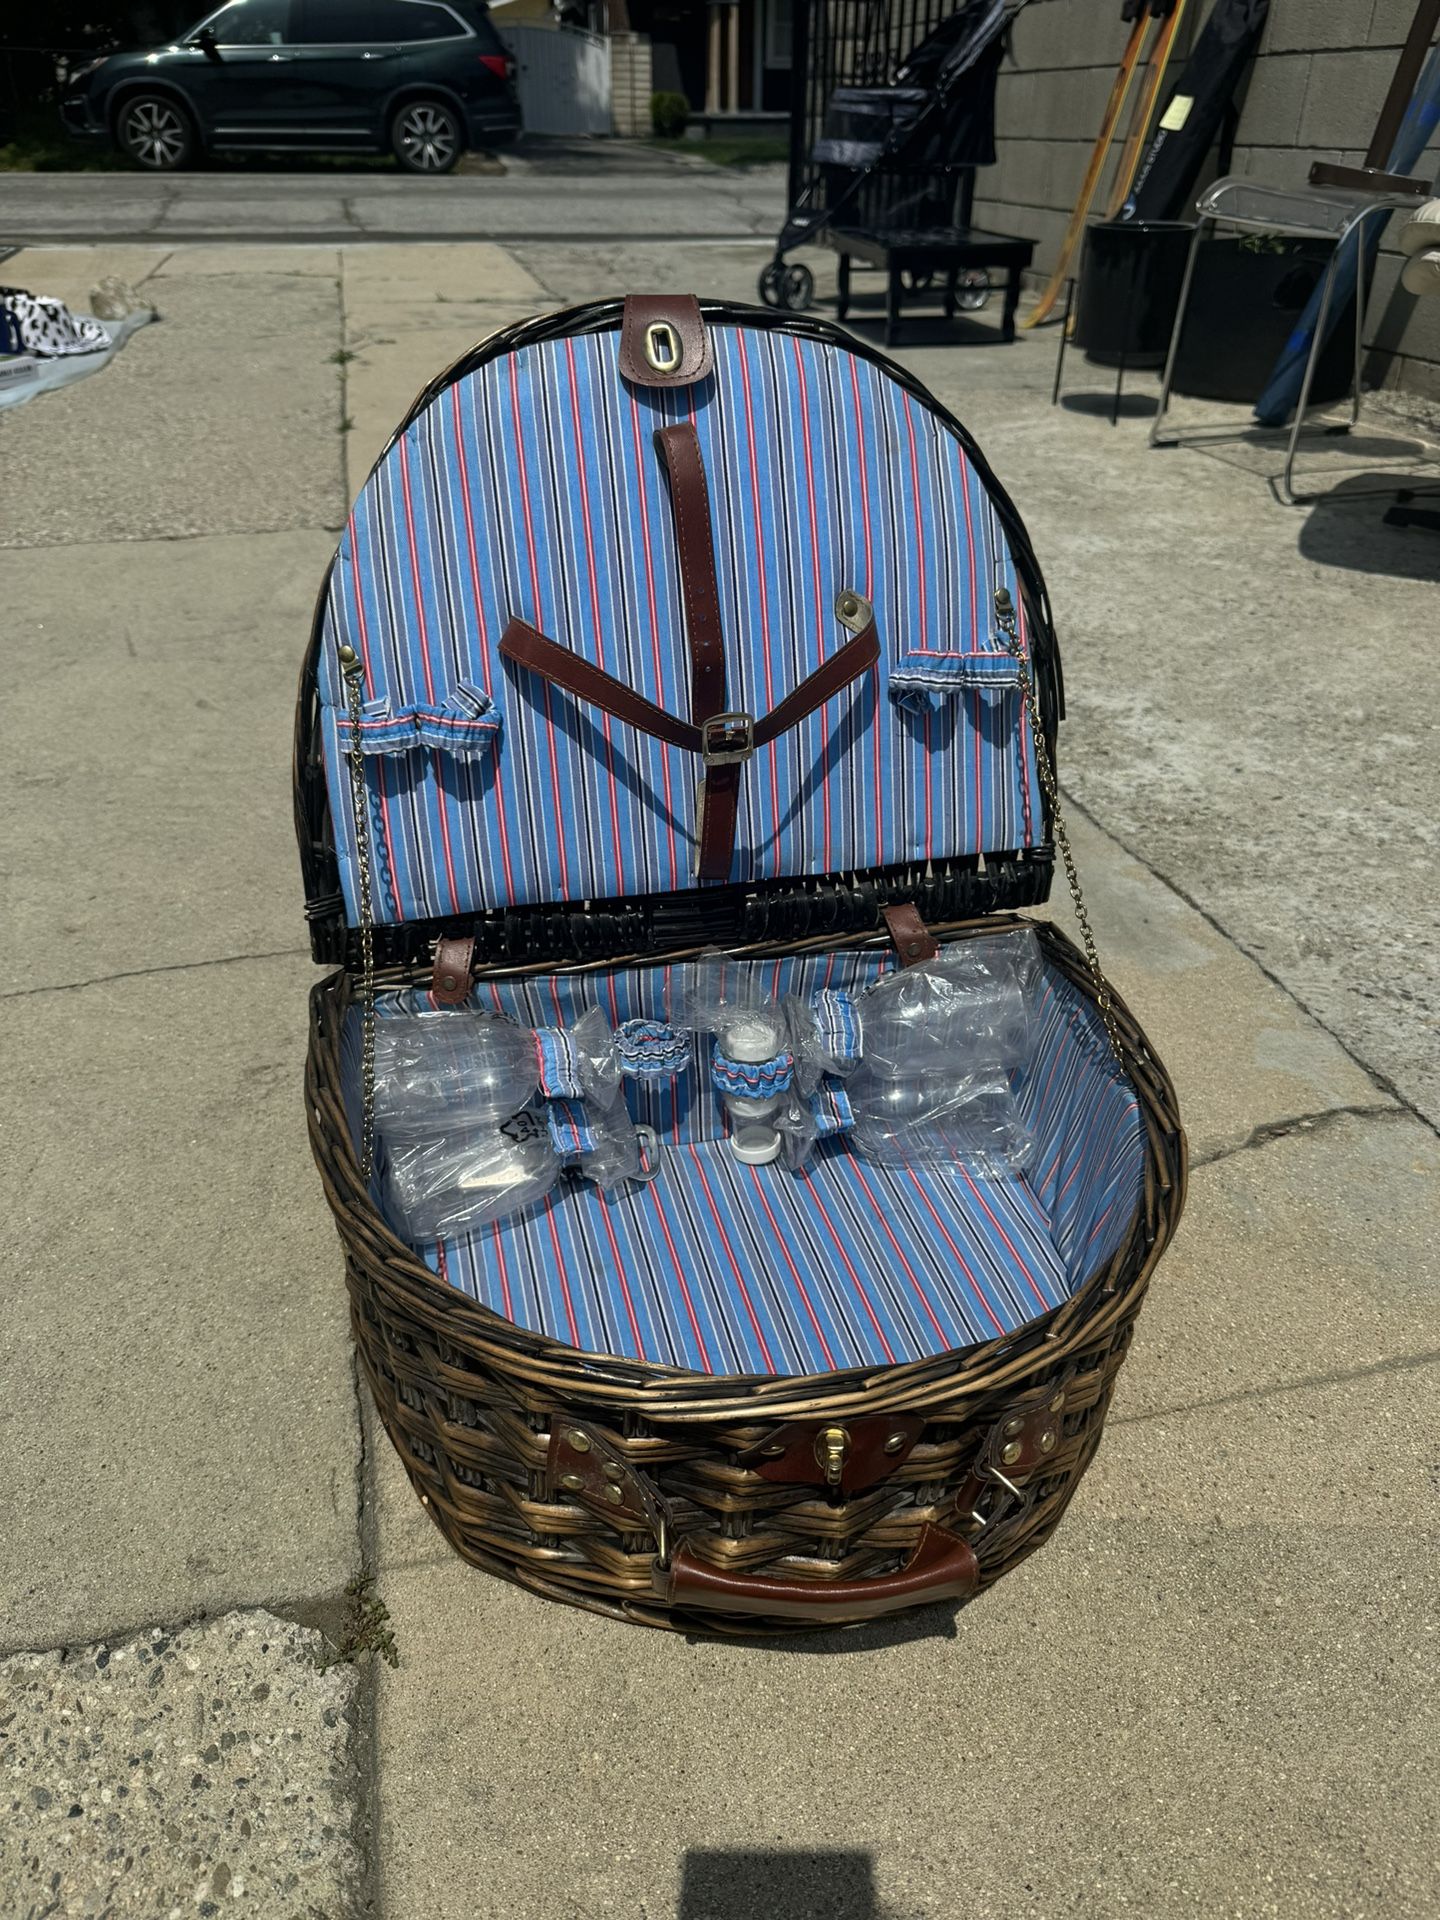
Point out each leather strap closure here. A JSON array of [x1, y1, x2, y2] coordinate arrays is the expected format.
[[882, 902, 939, 966], [618, 294, 713, 388], [546, 1418, 668, 1534], [430, 932, 474, 1006], [498, 613, 879, 879], [738, 1413, 925, 1498], [656, 424, 726, 726], [657, 1524, 979, 1623]]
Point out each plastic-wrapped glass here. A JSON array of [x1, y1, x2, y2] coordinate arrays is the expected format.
[[374, 1011, 538, 1137], [383, 1115, 559, 1241], [670, 953, 792, 1166]]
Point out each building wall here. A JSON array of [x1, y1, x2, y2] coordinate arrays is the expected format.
[[971, 0, 1440, 403]]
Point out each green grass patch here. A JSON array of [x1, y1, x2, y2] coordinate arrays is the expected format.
[[0, 107, 128, 173], [648, 136, 788, 169]]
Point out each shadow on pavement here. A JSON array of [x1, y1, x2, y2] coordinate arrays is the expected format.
[[680, 1849, 880, 1919], [1059, 391, 1158, 419], [1297, 476, 1440, 577]]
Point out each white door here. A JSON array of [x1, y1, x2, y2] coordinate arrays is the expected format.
[[499, 25, 612, 136]]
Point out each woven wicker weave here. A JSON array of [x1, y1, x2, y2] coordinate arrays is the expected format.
[[305, 917, 1185, 1636]]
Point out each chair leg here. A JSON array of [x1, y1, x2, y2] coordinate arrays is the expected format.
[[1051, 278, 1073, 405], [1112, 342, 1127, 427], [1283, 247, 1341, 505], [1150, 219, 1207, 448]]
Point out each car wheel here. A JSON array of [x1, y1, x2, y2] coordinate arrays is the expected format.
[[391, 99, 463, 175], [115, 93, 195, 171]]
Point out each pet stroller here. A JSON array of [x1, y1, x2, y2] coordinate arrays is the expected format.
[[297, 294, 1185, 1635], [759, 0, 1029, 313]]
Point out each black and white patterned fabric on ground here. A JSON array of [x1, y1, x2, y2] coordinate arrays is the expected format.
[[0, 288, 112, 358]]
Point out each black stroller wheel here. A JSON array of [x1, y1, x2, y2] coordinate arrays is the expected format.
[[757, 261, 786, 308], [956, 269, 990, 312], [778, 264, 815, 311]]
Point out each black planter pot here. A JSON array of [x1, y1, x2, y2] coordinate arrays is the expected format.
[[1074, 219, 1193, 368], [1171, 235, 1356, 404]]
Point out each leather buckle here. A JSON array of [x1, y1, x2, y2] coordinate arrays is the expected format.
[[700, 710, 755, 766]]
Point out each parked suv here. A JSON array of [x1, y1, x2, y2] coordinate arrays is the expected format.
[[60, 0, 520, 174]]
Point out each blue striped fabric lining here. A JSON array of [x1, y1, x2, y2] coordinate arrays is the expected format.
[[318, 323, 1042, 925], [346, 949, 1144, 1376]]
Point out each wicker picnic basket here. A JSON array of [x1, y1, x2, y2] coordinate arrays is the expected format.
[[297, 296, 1185, 1635]]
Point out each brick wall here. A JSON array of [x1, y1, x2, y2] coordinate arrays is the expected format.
[[972, 0, 1440, 402], [611, 33, 654, 139]]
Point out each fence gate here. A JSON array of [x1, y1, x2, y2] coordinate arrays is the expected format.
[[499, 25, 612, 137]]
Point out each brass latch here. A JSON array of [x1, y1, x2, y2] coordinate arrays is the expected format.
[[644, 321, 682, 374], [814, 1425, 850, 1490]]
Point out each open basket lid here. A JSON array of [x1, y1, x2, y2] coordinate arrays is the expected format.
[[296, 297, 1062, 971]]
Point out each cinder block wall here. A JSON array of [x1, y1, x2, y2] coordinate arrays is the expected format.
[[971, 0, 1440, 402]]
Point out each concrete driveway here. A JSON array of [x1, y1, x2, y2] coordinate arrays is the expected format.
[[1, 230, 1438, 1920]]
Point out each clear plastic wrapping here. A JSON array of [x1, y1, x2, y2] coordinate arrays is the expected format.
[[374, 1011, 538, 1137], [671, 955, 793, 1165], [383, 1114, 559, 1242]]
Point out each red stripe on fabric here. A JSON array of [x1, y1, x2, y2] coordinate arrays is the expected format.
[[957, 1168, 1049, 1311], [489, 1220, 514, 1322], [902, 1171, 1006, 1337], [955, 449, 984, 849], [687, 1145, 774, 1373], [735, 329, 784, 869], [564, 338, 625, 874], [748, 1170, 836, 1372], [847, 354, 884, 852], [397, 436, 460, 915], [450, 381, 516, 897], [791, 337, 832, 861], [848, 1160, 947, 1345], [508, 352, 571, 899], [542, 1203, 582, 1350], [595, 1197, 647, 1363], [645, 1180, 712, 1373], [627, 384, 680, 887], [900, 396, 933, 857], [797, 1168, 896, 1364]]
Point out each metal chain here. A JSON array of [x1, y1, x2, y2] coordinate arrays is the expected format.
[[995, 589, 1123, 1063], [338, 644, 377, 1178]]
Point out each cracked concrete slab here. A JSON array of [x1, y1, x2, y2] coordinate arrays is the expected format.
[[0, 954, 357, 1655], [0, 1610, 362, 1919], [2, 528, 336, 994], [0, 268, 342, 547]]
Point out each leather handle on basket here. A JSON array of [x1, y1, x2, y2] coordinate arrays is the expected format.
[[656, 1524, 978, 1623]]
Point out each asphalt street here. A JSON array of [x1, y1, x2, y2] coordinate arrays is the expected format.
[[0, 138, 787, 246]]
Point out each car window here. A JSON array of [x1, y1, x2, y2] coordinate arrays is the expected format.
[[292, 0, 463, 42], [197, 0, 294, 46], [400, 4, 468, 42]]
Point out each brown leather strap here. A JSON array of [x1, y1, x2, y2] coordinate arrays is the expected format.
[[430, 933, 474, 1006], [618, 295, 713, 388], [657, 1524, 979, 1622], [882, 902, 939, 966], [500, 617, 878, 756], [500, 619, 697, 752], [656, 424, 726, 726]]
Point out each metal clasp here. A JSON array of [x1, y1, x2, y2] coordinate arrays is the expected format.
[[644, 321, 682, 374], [700, 710, 755, 766], [814, 1424, 850, 1490]]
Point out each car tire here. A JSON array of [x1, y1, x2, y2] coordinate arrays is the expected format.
[[391, 98, 463, 175], [114, 92, 196, 171]]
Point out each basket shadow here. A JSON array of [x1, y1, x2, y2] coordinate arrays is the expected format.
[[680, 1596, 963, 1655], [679, 1847, 880, 1920]]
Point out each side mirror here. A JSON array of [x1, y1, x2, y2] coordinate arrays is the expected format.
[[191, 25, 222, 61]]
